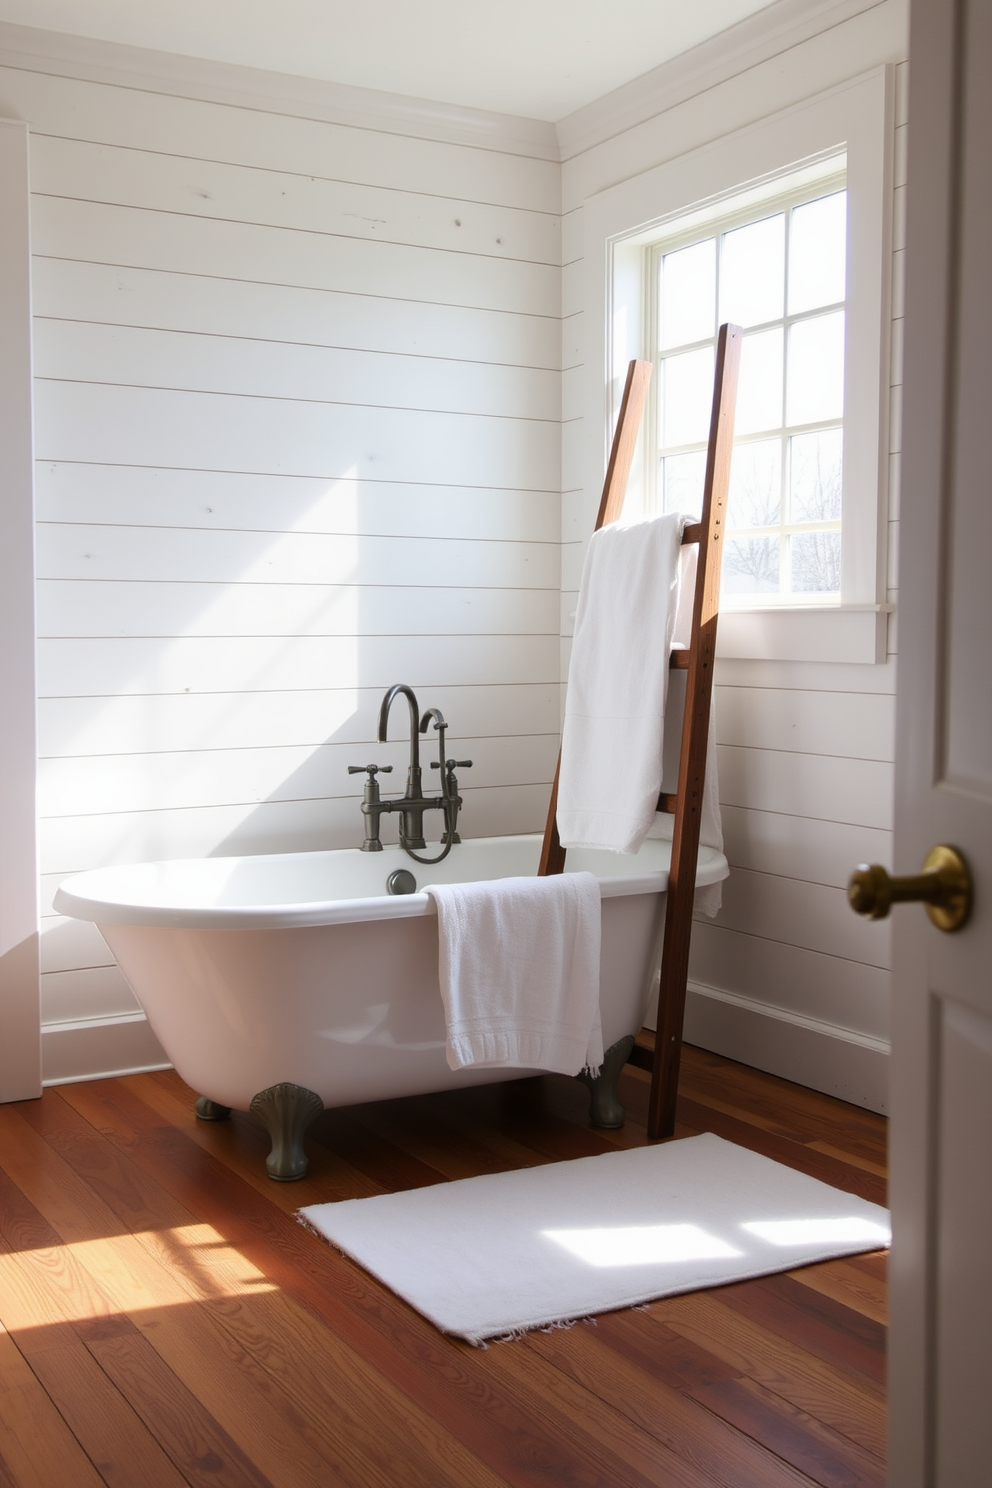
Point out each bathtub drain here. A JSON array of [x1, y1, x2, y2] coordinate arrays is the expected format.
[[386, 869, 417, 895]]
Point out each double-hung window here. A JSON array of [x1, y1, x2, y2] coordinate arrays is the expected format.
[[653, 176, 848, 604], [583, 70, 892, 662]]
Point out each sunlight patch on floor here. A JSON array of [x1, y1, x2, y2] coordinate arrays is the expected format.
[[0, 1223, 277, 1330]]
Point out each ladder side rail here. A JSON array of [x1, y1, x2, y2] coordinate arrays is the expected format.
[[538, 359, 653, 877], [646, 322, 741, 1139]]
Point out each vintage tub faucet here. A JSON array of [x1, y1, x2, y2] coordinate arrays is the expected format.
[[348, 683, 472, 863]]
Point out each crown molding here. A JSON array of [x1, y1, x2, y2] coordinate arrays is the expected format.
[[555, 0, 890, 160], [0, 19, 559, 161]]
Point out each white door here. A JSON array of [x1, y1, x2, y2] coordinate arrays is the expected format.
[[887, 0, 992, 1482]]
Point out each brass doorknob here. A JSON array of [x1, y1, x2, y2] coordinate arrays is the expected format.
[[848, 844, 972, 933]]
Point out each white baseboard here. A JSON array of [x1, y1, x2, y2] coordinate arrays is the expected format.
[[646, 978, 889, 1114], [42, 1011, 170, 1087]]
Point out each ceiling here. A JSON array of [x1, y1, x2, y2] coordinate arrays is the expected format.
[[0, 0, 779, 121]]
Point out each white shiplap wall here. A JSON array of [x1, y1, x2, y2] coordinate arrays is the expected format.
[[0, 38, 562, 1081], [558, 0, 908, 1111]]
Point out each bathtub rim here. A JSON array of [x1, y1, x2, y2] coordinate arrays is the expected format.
[[53, 832, 729, 931]]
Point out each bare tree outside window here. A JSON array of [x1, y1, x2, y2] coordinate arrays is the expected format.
[[725, 536, 780, 594]]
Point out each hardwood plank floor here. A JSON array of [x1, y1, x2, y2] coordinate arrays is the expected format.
[[0, 1045, 887, 1486]]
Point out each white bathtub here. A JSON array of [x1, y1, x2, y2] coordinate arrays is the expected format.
[[55, 832, 728, 1177]]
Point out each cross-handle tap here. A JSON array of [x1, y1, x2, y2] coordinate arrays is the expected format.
[[430, 758, 472, 844], [347, 763, 393, 852]]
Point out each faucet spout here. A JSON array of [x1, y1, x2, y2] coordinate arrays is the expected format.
[[376, 683, 426, 849], [377, 683, 420, 772]]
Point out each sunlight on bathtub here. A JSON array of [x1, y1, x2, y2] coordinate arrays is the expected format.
[[0, 1223, 277, 1330], [542, 1224, 743, 1268]]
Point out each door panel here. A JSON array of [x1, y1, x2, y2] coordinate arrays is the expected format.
[[934, 1000, 992, 1481], [892, 0, 992, 1482]]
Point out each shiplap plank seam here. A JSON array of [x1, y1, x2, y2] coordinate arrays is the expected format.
[[35, 317, 562, 375], [30, 131, 563, 215], [36, 377, 562, 425], [34, 194, 560, 270]]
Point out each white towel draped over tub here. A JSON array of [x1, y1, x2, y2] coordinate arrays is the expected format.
[[424, 873, 603, 1077], [557, 513, 723, 913]]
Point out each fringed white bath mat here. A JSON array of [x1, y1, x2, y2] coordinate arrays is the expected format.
[[298, 1133, 889, 1346]]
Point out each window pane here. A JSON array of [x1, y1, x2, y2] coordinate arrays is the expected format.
[[790, 428, 843, 521], [735, 328, 784, 435], [789, 191, 847, 314], [787, 312, 845, 425], [660, 238, 716, 350], [723, 536, 780, 596], [728, 439, 781, 528], [790, 530, 841, 593], [661, 451, 707, 517], [662, 346, 714, 446], [720, 214, 784, 328]]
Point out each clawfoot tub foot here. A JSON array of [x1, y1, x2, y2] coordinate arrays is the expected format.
[[249, 1083, 324, 1181], [578, 1034, 636, 1129], [195, 1096, 232, 1121]]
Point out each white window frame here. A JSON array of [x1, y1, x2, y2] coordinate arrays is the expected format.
[[582, 68, 894, 663]]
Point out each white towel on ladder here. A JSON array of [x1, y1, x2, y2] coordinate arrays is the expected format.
[[558, 513, 686, 855], [424, 873, 603, 1077]]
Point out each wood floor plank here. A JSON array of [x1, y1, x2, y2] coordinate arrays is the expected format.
[[715, 1274, 886, 1387], [587, 1309, 741, 1393], [10, 1321, 190, 1488], [787, 1258, 888, 1326], [524, 1319, 814, 1488], [689, 1376, 885, 1488], [480, 1334, 735, 1488], [352, 1096, 546, 1179], [0, 1328, 106, 1488], [807, 1141, 887, 1180], [0, 1098, 191, 1240], [76, 1315, 279, 1488], [0, 1169, 115, 1333], [308, 1106, 449, 1192], [643, 1293, 886, 1459], [846, 1250, 888, 1283], [679, 1049, 888, 1169], [673, 1096, 887, 1206]]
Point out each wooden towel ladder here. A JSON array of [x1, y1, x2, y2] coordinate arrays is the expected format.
[[538, 323, 742, 1141]]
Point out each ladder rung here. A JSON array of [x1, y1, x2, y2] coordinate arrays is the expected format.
[[657, 793, 678, 814], [669, 651, 689, 670], [681, 522, 703, 544]]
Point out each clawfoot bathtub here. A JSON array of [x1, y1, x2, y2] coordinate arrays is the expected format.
[[55, 833, 728, 1179]]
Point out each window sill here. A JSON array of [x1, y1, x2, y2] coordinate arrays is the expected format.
[[716, 605, 890, 664]]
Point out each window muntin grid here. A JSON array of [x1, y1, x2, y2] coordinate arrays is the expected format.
[[651, 180, 847, 604]]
